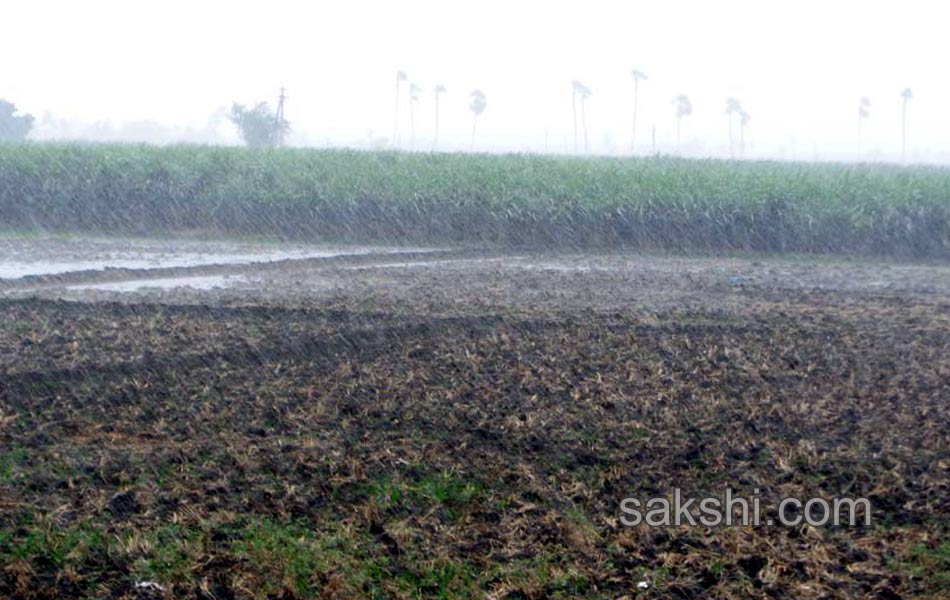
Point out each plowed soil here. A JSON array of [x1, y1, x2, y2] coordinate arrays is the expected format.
[[1, 245, 948, 599]]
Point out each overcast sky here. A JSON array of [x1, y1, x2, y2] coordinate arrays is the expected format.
[[2, 0, 947, 160]]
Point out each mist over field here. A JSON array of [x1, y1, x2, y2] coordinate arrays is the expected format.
[[2, 0, 948, 162]]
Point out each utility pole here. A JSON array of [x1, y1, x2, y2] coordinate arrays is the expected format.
[[275, 87, 287, 147]]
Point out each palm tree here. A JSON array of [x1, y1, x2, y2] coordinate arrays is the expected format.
[[579, 84, 591, 152], [900, 87, 913, 160], [673, 95, 693, 152], [571, 80, 581, 152], [571, 80, 592, 153], [433, 84, 446, 149], [469, 89, 487, 149], [409, 83, 421, 149], [739, 110, 751, 156], [725, 97, 742, 156], [393, 70, 408, 147], [630, 70, 647, 153], [858, 96, 871, 155]]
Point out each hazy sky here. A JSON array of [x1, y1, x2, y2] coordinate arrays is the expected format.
[[3, 0, 947, 159]]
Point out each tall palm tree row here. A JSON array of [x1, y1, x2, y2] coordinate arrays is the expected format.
[[390, 71, 916, 159]]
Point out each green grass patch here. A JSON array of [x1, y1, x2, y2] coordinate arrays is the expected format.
[[0, 446, 28, 483], [886, 540, 950, 593], [0, 521, 107, 568], [366, 472, 486, 522]]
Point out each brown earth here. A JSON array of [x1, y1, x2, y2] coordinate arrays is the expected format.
[[1, 247, 948, 599]]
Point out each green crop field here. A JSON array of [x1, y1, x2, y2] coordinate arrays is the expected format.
[[1, 142, 949, 258]]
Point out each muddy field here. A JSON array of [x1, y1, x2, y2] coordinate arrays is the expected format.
[[1, 237, 948, 599]]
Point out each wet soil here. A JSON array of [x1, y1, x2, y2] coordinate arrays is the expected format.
[[0, 238, 948, 598]]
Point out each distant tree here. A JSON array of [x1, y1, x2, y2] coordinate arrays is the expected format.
[[469, 89, 487, 149], [433, 84, 446, 149], [673, 94, 693, 151], [739, 109, 751, 156], [409, 83, 422, 149], [630, 70, 647, 153], [226, 102, 288, 148], [571, 80, 591, 153], [0, 99, 34, 141], [900, 87, 913, 160], [858, 96, 871, 155], [725, 97, 742, 156], [394, 70, 408, 147]]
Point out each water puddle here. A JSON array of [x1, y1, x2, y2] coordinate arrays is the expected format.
[[514, 262, 604, 273], [346, 257, 512, 270], [345, 257, 620, 273], [0, 237, 441, 280], [67, 275, 246, 293]]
